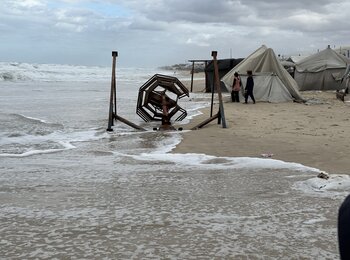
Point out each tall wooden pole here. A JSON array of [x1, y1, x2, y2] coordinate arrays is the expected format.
[[113, 52, 117, 118], [107, 51, 118, 131], [212, 51, 227, 128], [210, 72, 214, 117], [190, 61, 195, 92]]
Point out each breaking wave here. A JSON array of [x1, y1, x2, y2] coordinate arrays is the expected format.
[[0, 113, 108, 157], [0, 62, 175, 82], [0, 62, 111, 82]]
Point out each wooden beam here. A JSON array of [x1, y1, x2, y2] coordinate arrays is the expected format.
[[115, 115, 146, 131], [212, 51, 227, 128], [191, 113, 219, 130], [190, 61, 195, 92]]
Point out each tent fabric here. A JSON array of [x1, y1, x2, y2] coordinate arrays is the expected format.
[[287, 55, 309, 64], [234, 73, 293, 103], [281, 60, 295, 67], [295, 47, 350, 91], [221, 45, 304, 102]]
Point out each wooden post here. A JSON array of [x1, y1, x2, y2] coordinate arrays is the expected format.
[[107, 51, 118, 131], [204, 61, 210, 93], [190, 61, 195, 92], [210, 71, 215, 117], [113, 52, 117, 118], [212, 51, 227, 128]]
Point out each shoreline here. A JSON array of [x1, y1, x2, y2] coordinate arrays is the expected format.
[[173, 74, 350, 175]]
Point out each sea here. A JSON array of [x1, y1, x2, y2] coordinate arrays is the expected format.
[[1, 61, 349, 259]]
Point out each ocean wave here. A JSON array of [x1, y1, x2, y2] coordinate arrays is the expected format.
[[0, 71, 32, 81], [0, 113, 64, 137], [0, 129, 107, 157], [0, 62, 175, 82], [0, 141, 75, 157], [15, 114, 48, 124], [0, 62, 111, 82]]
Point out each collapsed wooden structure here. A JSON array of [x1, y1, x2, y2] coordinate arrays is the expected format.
[[106, 50, 227, 131], [106, 52, 189, 131], [136, 74, 189, 130]]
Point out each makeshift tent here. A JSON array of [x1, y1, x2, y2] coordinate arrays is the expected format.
[[205, 58, 243, 92], [294, 46, 350, 91], [221, 45, 304, 102], [334, 46, 350, 58], [287, 55, 309, 64]]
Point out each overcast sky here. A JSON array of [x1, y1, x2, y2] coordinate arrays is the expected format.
[[1, 0, 349, 67]]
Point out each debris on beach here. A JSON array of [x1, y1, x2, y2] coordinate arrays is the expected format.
[[294, 173, 350, 195], [317, 171, 329, 180], [304, 98, 330, 106], [261, 153, 274, 158]]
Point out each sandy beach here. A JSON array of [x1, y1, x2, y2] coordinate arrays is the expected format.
[[175, 73, 350, 175]]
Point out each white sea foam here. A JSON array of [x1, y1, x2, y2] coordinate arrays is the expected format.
[[0, 129, 107, 157], [134, 151, 321, 172], [293, 174, 350, 198], [0, 143, 73, 157], [18, 114, 47, 123], [109, 127, 321, 174]]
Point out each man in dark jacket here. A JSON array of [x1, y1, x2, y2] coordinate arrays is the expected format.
[[339, 194, 350, 259], [245, 70, 255, 104]]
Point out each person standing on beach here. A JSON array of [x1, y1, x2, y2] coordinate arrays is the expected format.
[[231, 72, 241, 102], [245, 70, 255, 104], [339, 194, 350, 259]]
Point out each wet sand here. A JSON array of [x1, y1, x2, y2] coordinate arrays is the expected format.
[[175, 73, 350, 174]]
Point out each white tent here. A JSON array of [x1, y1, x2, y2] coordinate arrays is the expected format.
[[287, 55, 309, 64], [334, 46, 350, 58], [294, 46, 350, 91], [221, 45, 304, 103]]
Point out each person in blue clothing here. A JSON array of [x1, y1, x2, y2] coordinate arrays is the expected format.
[[244, 70, 255, 104]]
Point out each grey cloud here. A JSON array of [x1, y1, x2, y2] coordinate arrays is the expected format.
[[117, 0, 348, 33], [128, 17, 167, 31], [116, 0, 331, 24], [115, 0, 245, 23], [0, 0, 349, 67]]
